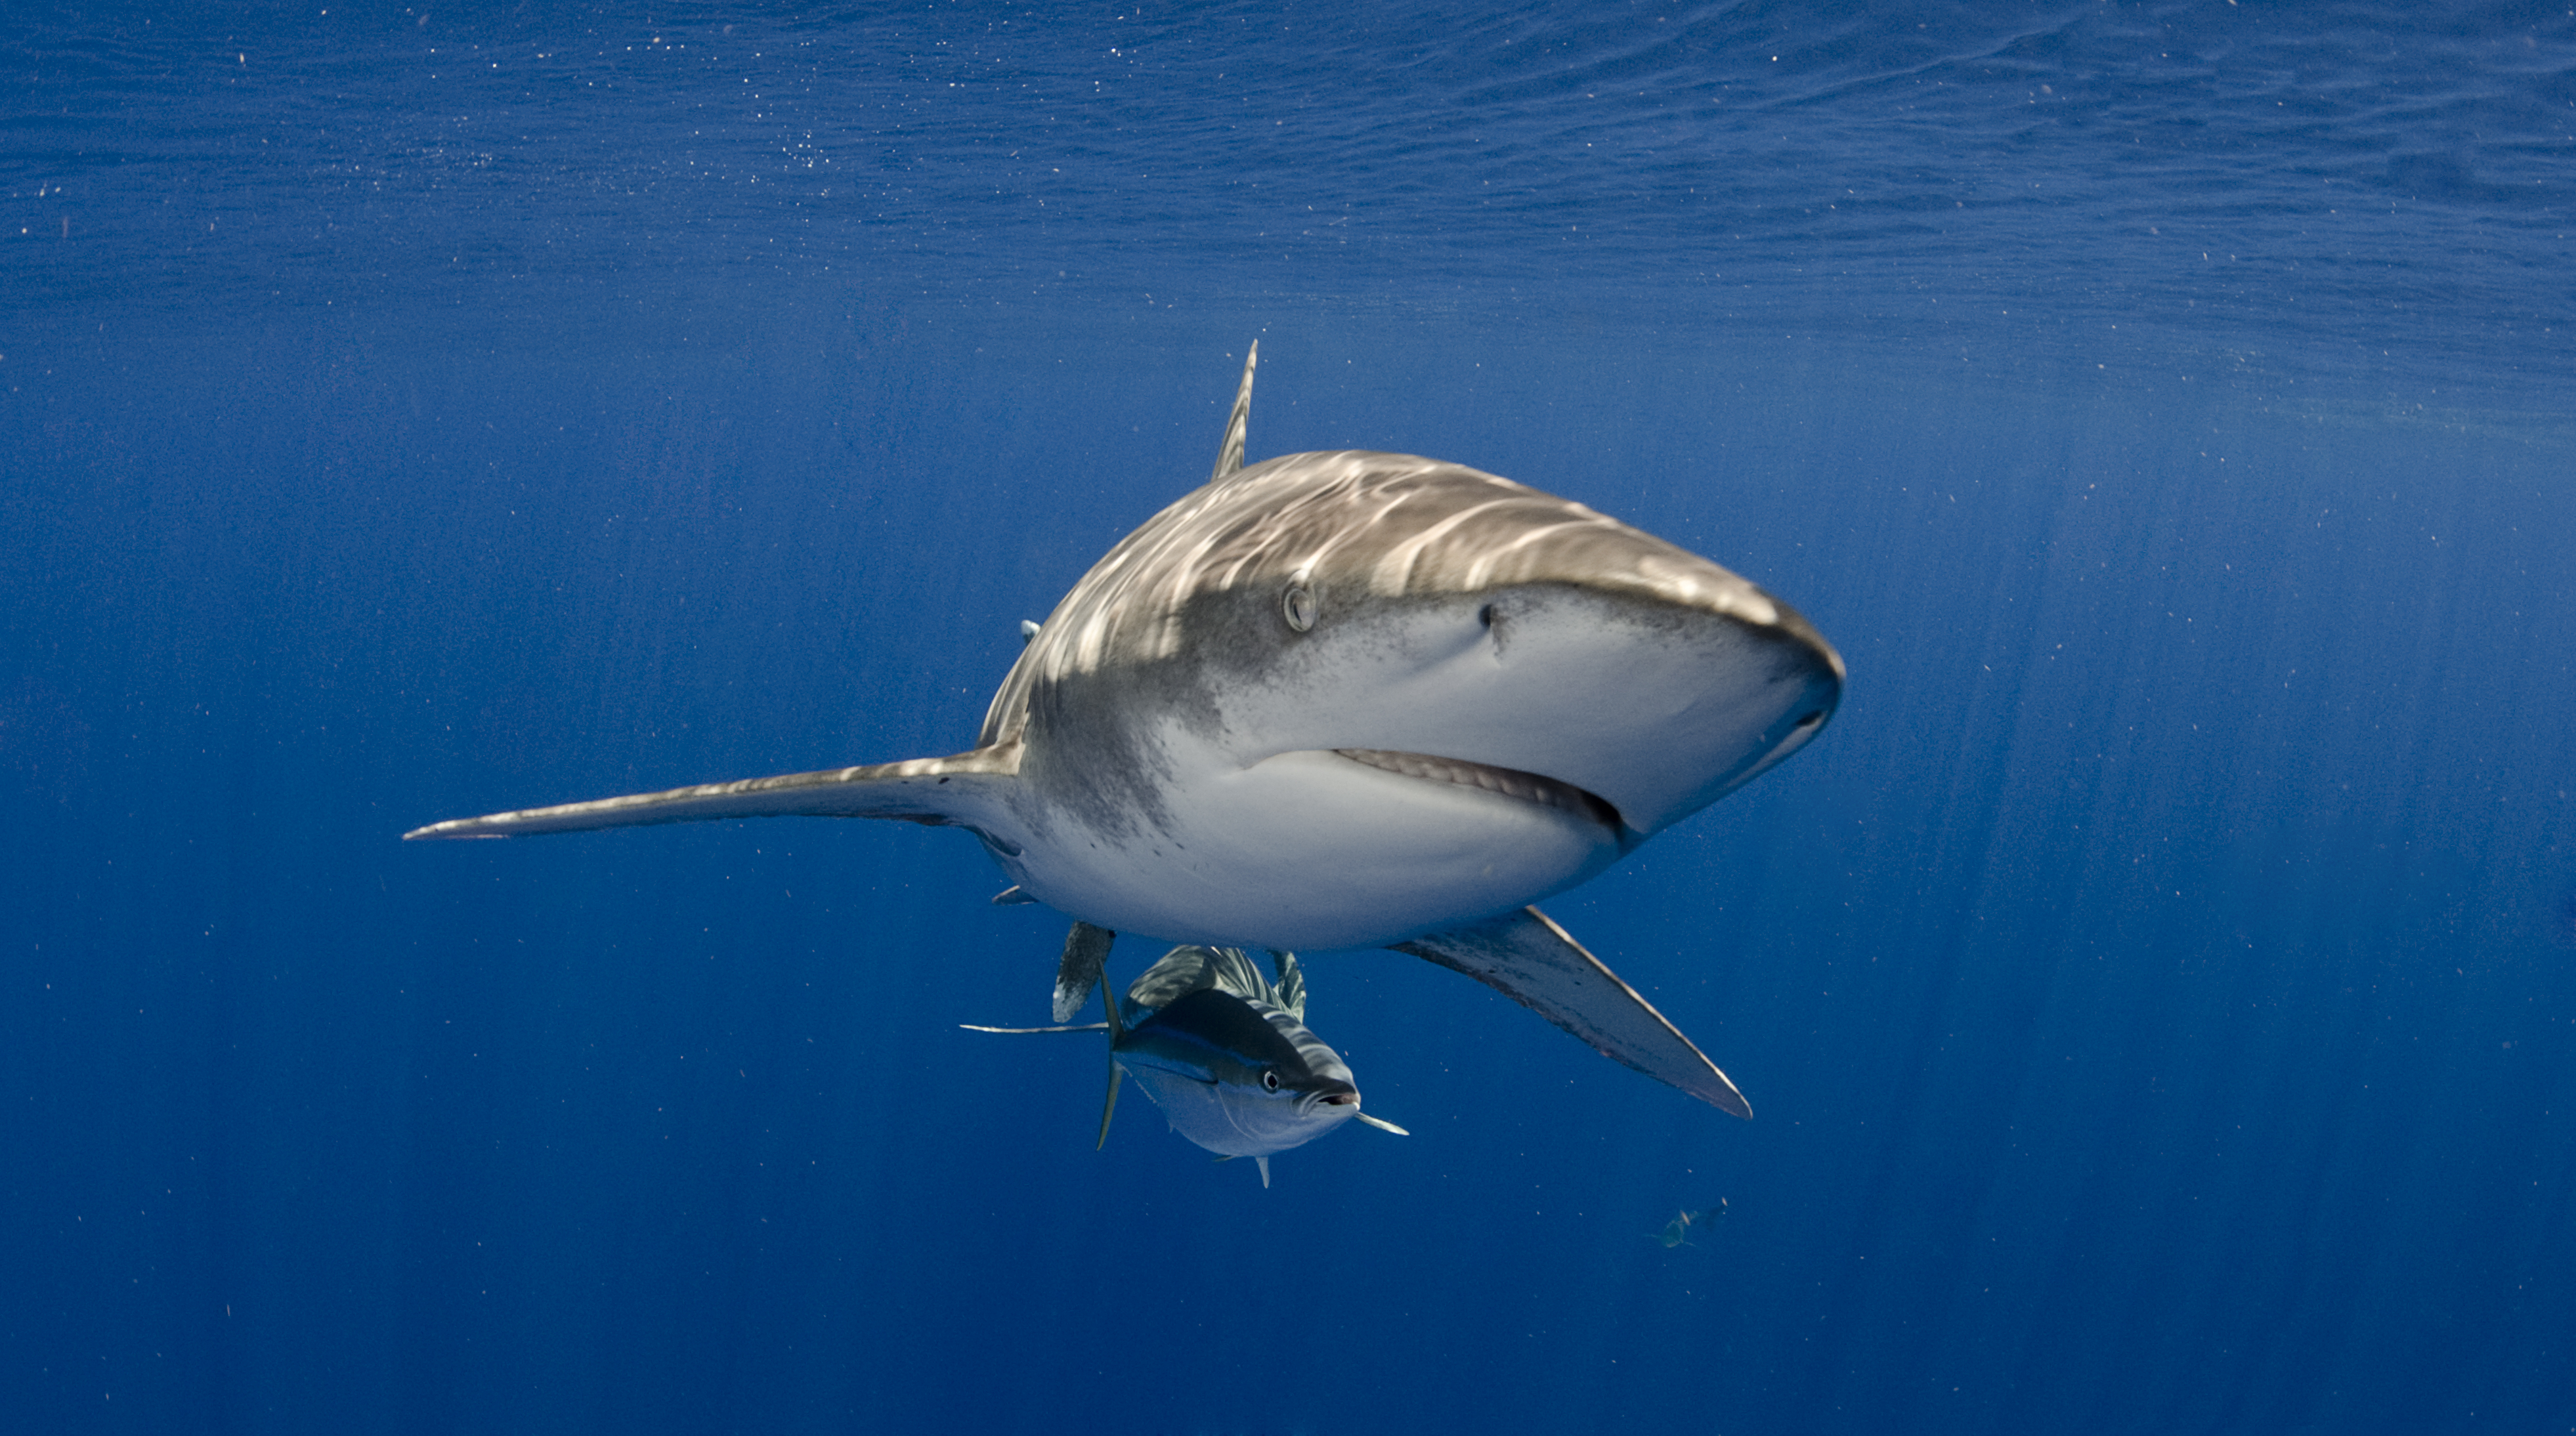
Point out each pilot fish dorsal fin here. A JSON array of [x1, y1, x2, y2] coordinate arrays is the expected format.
[[1268, 950, 1306, 1021], [1124, 945, 1276, 1012], [1207, 341, 1257, 484]]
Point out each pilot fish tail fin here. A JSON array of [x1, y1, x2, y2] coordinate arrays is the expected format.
[[1207, 341, 1257, 484], [1394, 906, 1751, 1118], [402, 744, 1024, 840]]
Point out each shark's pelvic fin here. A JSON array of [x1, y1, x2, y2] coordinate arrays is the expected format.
[[402, 743, 1024, 840], [1054, 921, 1115, 1024], [1255, 1155, 1271, 1189], [1394, 906, 1751, 1119], [1207, 341, 1257, 484]]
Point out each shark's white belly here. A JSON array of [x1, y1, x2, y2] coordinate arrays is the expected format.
[[998, 742, 1621, 951]]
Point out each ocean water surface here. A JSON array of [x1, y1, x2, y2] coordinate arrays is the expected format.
[[5, 3, 2573, 1433]]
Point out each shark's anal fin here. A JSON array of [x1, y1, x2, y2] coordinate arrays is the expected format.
[[402, 744, 1023, 840], [1394, 906, 1751, 1119], [1054, 921, 1115, 1024], [1209, 341, 1257, 484]]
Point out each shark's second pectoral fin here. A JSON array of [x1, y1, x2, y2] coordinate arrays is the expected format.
[[1394, 906, 1751, 1118], [401, 743, 1022, 840]]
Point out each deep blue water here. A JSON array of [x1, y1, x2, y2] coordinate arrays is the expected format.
[[6, 3, 2574, 1433]]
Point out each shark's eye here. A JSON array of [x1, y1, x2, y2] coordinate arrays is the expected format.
[[1281, 582, 1316, 633], [1261, 1068, 1281, 1091]]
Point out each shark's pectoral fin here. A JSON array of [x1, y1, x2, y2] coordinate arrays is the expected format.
[[1053, 922, 1115, 1024], [402, 744, 1023, 840], [1394, 906, 1751, 1119]]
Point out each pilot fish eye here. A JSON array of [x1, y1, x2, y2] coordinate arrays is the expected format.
[[1280, 581, 1316, 633], [1261, 1069, 1281, 1091]]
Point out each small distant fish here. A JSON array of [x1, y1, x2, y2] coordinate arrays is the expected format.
[[965, 944, 1406, 1187], [1651, 1198, 1727, 1248]]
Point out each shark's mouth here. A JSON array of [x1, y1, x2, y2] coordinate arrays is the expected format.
[[1335, 749, 1621, 831]]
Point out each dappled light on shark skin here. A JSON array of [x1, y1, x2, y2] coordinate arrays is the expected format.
[[410, 345, 1841, 1120]]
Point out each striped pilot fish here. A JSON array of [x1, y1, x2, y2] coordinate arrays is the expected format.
[[967, 943, 1406, 1187]]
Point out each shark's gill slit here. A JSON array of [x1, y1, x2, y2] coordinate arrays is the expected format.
[[1335, 748, 1620, 829]]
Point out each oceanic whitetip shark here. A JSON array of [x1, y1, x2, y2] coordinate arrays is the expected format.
[[407, 343, 1844, 1118], [964, 944, 1407, 1187]]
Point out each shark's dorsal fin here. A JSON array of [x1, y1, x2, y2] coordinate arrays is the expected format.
[[1394, 906, 1751, 1118], [1208, 341, 1257, 484]]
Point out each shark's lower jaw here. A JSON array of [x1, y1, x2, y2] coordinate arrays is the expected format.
[[1334, 749, 1621, 831]]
